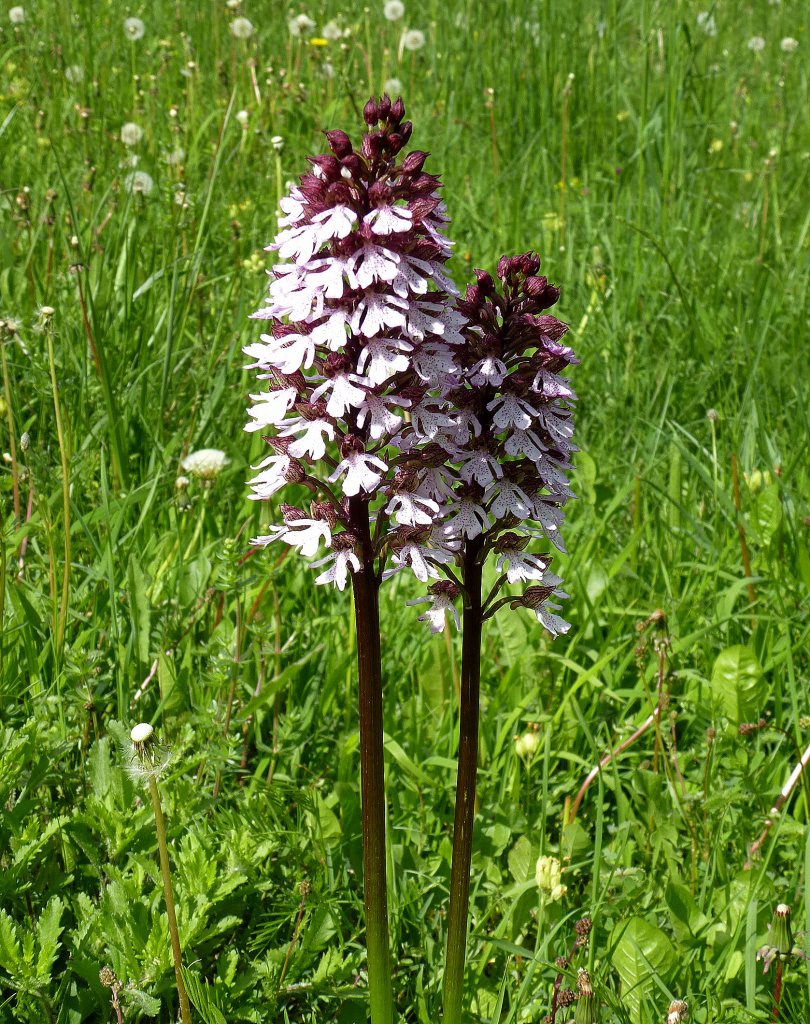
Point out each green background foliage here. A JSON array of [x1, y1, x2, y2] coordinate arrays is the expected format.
[[1, 0, 808, 1020]]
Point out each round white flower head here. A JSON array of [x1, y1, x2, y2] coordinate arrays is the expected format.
[[181, 448, 230, 478], [65, 65, 83, 83], [780, 36, 798, 53], [402, 27, 425, 50], [120, 121, 143, 146], [165, 147, 185, 165], [9, 5, 25, 24], [130, 722, 153, 743], [288, 13, 315, 37], [384, 0, 404, 20], [383, 77, 403, 96], [124, 170, 154, 195], [747, 35, 766, 53], [123, 16, 145, 41], [230, 16, 254, 39], [236, 109, 249, 126], [271, 135, 284, 151], [322, 19, 341, 40], [514, 730, 540, 760]]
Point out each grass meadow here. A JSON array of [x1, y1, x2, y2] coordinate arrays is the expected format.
[[1, 0, 809, 1021]]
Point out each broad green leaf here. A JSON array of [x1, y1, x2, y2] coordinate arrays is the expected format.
[[710, 646, 765, 723], [752, 485, 782, 546], [508, 835, 533, 884], [609, 916, 673, 1023]]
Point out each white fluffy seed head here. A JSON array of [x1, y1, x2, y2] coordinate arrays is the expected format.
[[130, 722, 154, 743]]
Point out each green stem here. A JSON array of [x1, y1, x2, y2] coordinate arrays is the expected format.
[[443, 536, 484, 1024], [349, 498, 393, 1024], [46, 322, 71, 660], [148, 777, 192, 1024]]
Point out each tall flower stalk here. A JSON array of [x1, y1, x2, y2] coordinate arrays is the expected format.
[[244, 95, 463, 1024], [395, 255, 577, 1024]]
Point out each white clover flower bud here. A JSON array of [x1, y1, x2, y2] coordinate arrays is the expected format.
[[535, 855, 566, 900], [514, 729, 540, 760]]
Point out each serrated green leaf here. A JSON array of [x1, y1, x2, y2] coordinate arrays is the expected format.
[[126, 987, 162, 1016], [35, 896, 64, 980], [0, 909, 23, 976]]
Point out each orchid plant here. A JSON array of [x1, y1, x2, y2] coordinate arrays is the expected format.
[[244, 96, 463, 1024], [244, 96, 577, 1024]]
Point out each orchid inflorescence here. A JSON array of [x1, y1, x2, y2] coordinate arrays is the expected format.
[[244, 94, 577, 637]]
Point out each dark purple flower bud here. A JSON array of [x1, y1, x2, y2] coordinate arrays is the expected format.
[[285, 461, 307, 483], [363, 97, 379, 125], [281, 504, 307, 523], [497, 255, 512, 280], [310, 501, 339, 528], [341, 433, 367, 459], [378, 94, 392, 121], [325, 129, 353, 157], [399, 121, 413, 144], [390, 97, 405, 123], [510, 585, 557, 609], [362, 132, 385, 160], [340, 154, 365, 179], [309, 154, 342, 180], [524, 275, 548, 297], [429, 579, 460, 600], [402, 150, 428, 174]]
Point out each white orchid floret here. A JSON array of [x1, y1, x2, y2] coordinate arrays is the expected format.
[[346, 244, 401, 288], [279, 414, 335, 460], [254, 332, 316, 375], [278, 516, 332, 557], [468, 354, 508, 387], [406, 581, 461, 633], [456, 446, 504, 488], [328, 439, 388, 497], [487, 479, 534, 520], [363, 205, 413, 234], [406, 301, 465, 344], [384, 483, 440, 527], [310, 539, 361, 590], [311, 368, 367, 418], [504, 427, 547, 461], [277, 189, 306, 227], [356, 392, 407, 439], [311, 205, 357, 242], [487, 392, 540, 431], [244, 387, 298, 431], [247, 453, 291, 499], [494, 537, 549, 584], [351, 292, 409, 337], [356, 336, 413, 385], [310, 310, 350, 351], [443, 495, 492, 540], [532, 368, 576, 399], [384, 530, 457, 582], [412, 342, 459, 386]]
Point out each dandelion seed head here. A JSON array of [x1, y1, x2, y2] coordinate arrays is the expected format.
[[236, 108, 249, 126], [9, 5, 25, 24], [322, 19, 341, 40], [288, 13, 315, 37], [123, 16, 145, 41], [384, 0, 404, 20], [120, 121, 143, 146], [165, 147, 185, 165], [230, 16, 254, 39], [124, 170, 154, 195], [181, 447, 230, 478], [65, 65, 83, 83], [780, 36, 798, 53], [401, 27, 425, 50], [383, 77, 403, 96], [747, 35, 766, 53]]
